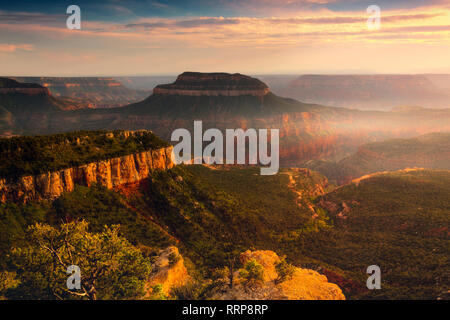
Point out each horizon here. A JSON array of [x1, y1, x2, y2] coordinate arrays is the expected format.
[[4, 72, 450, 78]]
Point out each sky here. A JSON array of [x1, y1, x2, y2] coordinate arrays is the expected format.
[[0, 0, 449, 76]]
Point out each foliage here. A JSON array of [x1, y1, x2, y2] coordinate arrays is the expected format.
[[6, 220, 152, 300], [0, 202, 47, 266], [305, 170, 450, 299], [1, 163, 448, 300], [0, 130, 168, 181], [239, 259, 264, 288], [149, 284, 168, 300], [170, 280, 208, 300], [275, 256, 296, 284], [0, 271, 19, 298], [50, 184, 172, 249]]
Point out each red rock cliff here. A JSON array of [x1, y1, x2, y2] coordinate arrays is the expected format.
[[0, 146, 175, 203]]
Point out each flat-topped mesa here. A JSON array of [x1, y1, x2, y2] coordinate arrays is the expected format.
[[0, 77, 50, 95], [0, 130, 174, 203], [153, 72, 270, 97], [0, 146, 175, 203]]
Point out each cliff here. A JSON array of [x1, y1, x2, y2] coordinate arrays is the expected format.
[[0, 145, 174, 203], [153, 72, 270, 97], [12, 77, 150, 108], [0, 77, 51, 95], [305, 132, 450, 184], [215, 250, 345, 300], [277, 74, 450, 110], [4, 73, 450, 167]]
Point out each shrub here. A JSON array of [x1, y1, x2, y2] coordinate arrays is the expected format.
[[149, 284, 168, 300], [168, 252, 181, 266], [170, 281, 206, 300], [238, 259, 264, 288], [275, 256, 296, 284]]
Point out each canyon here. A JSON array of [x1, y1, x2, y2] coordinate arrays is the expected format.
[[2, 73, 450, 167], [265, 74, 450, 110], [305, 132, 450, 184], [11, 76, 150, 108]]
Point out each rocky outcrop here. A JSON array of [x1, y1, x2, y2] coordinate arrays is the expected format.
[[0, 146, 175, 203], [12, 77, 150, 108], [153, 72, 270, 97], [146, 246, 190, 296], [214, 250, 345, 300], [0, 77, 51, 95], [0, 87, 50, 95]]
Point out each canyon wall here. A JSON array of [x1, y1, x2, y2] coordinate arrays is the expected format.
[[12, 77, 150, 108], [0, 146, 175, 203], [276, 74, 450, 110], [0, 87, 51, 95]]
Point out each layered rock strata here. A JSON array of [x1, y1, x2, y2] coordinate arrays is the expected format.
[[0, 146, 174, 203]]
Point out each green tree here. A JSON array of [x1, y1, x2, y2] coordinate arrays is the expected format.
[[7, 220, 152, 300], [149, 284, 168, 300], [275, 256, 295, 284], [238, 259, 264, 289]]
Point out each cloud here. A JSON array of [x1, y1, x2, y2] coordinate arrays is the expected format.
[[124, 17, 241, 30], [269, 12, 444, 24], [101, 5, 134, 15], [0, 44, 34, 52], [0, 10, 64, 25]]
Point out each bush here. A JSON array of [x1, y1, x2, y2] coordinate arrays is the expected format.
[[275, 256, 296, 284], [238, 259, 264, 288], [149, 284, 168, 300], [170, 281, 206, 300], [168, 252, 181, 266]]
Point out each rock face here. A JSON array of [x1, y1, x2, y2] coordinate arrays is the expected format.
[[12, 77, 150, 108], [0, 77, 51, 96], [3, 73, 450, 167], [305, 132, 450, 185], [146, 246, 190, 296], [0, 146, 175, 203], [153, 72, 270, 97], [277, 74, 450, 110], [215, 250, 345, 300]]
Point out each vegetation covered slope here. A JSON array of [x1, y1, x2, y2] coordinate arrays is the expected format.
[[1, 165, 448, 299], [0, 130, 168, 180], [311, 169, 449, 299], [305, 132, 450, 184]]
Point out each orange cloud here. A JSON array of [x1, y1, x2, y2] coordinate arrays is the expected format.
[[0, 44, 34, 52]]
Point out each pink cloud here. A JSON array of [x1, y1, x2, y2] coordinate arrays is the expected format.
[[0, 44, 34, 52]]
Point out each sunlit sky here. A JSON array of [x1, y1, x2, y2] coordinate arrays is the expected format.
[[1, 0, 449, 76]]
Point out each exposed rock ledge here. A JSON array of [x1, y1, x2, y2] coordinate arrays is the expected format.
[[153, 72, 270, 97], [214, 250, 345, 300], [146, 246, 190, 297], [0, 146, 174, 203]]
